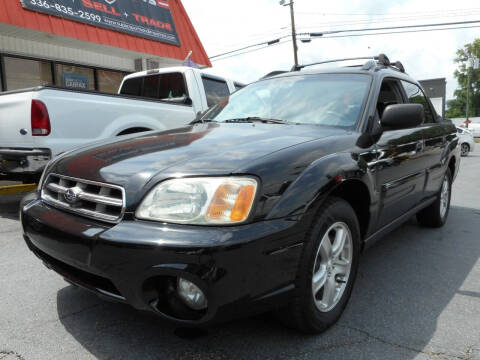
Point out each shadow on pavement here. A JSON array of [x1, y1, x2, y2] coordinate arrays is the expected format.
[[56, 205, 480, 359]]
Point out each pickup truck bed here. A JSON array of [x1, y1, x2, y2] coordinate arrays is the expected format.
[[0, 66, 241, 181]]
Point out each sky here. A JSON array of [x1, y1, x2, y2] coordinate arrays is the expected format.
[[182, 0, 480, 100]]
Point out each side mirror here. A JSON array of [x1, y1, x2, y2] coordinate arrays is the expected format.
[[381, 104, 424, 130]]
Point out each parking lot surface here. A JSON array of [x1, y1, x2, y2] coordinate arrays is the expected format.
[[1, 149, 480, 360]]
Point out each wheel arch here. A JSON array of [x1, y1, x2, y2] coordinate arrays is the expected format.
[[117, 127, 153, 136], [329, 179, 371, 240], [265, 152, 373, 240]]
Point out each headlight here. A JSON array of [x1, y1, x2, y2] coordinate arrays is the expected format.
[[136, 177, 258, 225]]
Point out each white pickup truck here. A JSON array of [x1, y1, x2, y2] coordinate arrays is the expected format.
[[0, 66, 244, 181]]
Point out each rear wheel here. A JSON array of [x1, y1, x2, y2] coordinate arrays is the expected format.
[[461, 143, 470, 157], [416, 169, 452, 227], [281, 197, 360, 334]]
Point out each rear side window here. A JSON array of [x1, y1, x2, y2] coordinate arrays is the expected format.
[[120, 72, 188, 103], [143, 75, 160, 98], [120, 77, 142, 96], [401, 81, 435, 123], [157, 73, 188, 101], [202, 76, 230, 107]]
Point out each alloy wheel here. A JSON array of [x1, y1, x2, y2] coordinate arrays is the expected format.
[[312, 222, 353, 312], [439, 176, 450, 219]]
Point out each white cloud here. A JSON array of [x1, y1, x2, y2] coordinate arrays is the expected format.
[[183, 0, 480, 100]]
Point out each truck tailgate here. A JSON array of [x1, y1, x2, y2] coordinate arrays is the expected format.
[[0, 91, 36, 148]]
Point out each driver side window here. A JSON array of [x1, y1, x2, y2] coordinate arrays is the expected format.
[[373, 79, 404, 130]]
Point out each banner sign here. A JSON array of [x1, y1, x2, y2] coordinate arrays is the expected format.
[[20, 0, 180, 46], [62, 73, 89, 89]]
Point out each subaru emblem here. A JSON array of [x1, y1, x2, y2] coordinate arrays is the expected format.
[[64, 188, 80, 204]]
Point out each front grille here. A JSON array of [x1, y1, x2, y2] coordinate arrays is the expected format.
[[41, 173, 125, 223]]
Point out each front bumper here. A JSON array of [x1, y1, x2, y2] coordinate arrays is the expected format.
[[21, 192, 306, 325], [0, 148, 51, 175]]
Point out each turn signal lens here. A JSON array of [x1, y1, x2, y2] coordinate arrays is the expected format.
[[230, 185, 256, 222], [206, 183, 256, 223], [206, 184, 236, 220]]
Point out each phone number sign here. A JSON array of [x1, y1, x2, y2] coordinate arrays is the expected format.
[[20, 0, 180, 46]]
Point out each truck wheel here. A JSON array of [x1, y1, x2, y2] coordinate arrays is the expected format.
[[460, 143, 470, 157], [281, 197, 360, 334], [416, 169, 452, 228]]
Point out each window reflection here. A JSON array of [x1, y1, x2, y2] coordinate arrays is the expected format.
[[4, 57, 53, 90], [98, 70, 127, 94], [55, 64, 95, 91], [208, 74, 371, 128]]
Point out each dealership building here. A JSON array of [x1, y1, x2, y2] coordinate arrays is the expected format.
[[0, 0, 211, 93]]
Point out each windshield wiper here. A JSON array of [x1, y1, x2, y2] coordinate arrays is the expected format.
[[222, 117, 291, 124]]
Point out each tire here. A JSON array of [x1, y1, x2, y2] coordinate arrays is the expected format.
[[281, 197, 361, 334], [460, 143, 470, 157], [416, 169, 452, 228]]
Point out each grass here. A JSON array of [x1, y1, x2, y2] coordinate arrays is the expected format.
[[475, 138, 480, 143]]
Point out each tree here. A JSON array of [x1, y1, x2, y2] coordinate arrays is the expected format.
[[445, 39, 480, 119]]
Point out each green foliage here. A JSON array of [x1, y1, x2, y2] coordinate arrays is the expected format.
[[445, 39, 480, 119]]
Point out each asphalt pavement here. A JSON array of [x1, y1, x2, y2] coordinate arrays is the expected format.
[[1, 148, 479, 360]]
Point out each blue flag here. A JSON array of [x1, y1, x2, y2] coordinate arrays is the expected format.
[[184, 57, 199, 68]]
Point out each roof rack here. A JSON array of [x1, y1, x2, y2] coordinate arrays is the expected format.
[[291, 54, 406, 73]]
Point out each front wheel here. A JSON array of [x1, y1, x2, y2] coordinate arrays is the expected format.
[[416, 169, 452, 227], [281, 197, 360, 334]]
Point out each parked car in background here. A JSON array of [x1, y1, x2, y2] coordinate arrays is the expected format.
[[0, 66, 244, 182], [459, 122, 480, 137], [457, 127, 476, 156], [21, 55, 460, 334]]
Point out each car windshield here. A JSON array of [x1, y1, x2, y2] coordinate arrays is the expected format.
[[205, 73, 372, 128]]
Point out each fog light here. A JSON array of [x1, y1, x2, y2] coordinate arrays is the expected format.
[[177, 278, 207, 310]]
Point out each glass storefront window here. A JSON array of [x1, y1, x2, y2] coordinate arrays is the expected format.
[[98, 69, 126, 94], [55, 64, 94, 91], [4, 57, 53, 91]]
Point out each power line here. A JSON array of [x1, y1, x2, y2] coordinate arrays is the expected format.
[[296, 10, 480, 30], [209, 10, 480, 54], [210, 40, 290, 62], [209, 37, 287, 59], [295, 8, 480, 16], [211, 12, 480, 56], [210, 23, 480, 62], [305, 19, 480, 36], [210, 19, 480, 59], [319, 24, 480, 39]]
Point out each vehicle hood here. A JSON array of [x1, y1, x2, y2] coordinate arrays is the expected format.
[[51, 122, 346, 199]]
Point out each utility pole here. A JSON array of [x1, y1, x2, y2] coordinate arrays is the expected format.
[[466, 56, 479, 128], [466, 67, 471, 128], [280, 0, 299, 68]]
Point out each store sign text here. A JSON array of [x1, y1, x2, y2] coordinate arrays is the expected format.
[[19, 0, 180, 45]]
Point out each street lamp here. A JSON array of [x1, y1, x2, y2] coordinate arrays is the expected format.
[[280, 0, 299, 68], [466, 56, 479, 128]]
